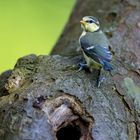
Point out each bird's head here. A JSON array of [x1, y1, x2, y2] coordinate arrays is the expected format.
[[80, 16, 100, 32]]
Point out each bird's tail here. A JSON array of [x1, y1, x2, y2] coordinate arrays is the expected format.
[[102, 60, 113, 71]]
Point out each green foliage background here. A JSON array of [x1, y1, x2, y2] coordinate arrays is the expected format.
[[0, 0, 75, 73]]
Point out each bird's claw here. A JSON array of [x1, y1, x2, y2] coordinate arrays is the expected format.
[[96, 76, 105, 87], [77, 63, 88, 72]]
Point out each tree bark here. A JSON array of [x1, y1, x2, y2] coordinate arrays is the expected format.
[[0, 0, 140, 140]]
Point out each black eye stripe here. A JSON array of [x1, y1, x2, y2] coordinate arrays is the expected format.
[[86, 20, 99, 25], [86, 20, 93, 23], [88, 16, 98, 22]]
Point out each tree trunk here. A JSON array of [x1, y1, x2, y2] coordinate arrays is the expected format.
[[0, 0, 140, 140]]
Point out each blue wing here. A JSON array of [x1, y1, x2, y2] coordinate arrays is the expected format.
[[93, 46, 112, 62], [82, 45, 113, 71]]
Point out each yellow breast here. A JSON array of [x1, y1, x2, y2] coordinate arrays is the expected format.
[[83, 51, 102, 72]]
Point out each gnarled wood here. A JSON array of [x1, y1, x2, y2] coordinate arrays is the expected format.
[[0, 0, 140, 139]]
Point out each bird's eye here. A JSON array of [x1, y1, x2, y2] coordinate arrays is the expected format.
[[86, 20, 93, 23], [89, 20, 93, 23]]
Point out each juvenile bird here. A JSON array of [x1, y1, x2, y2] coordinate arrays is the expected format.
[[79, 16, 113, 87]]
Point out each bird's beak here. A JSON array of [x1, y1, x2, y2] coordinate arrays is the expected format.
[[80, 20, 86, 25]]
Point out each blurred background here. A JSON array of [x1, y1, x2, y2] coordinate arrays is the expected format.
[[0, 0, 75, 74]]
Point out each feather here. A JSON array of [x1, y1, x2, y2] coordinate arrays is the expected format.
[[80, 31, 113, 71]]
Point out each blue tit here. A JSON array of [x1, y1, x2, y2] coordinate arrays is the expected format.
[[79, 16, 113, 87]]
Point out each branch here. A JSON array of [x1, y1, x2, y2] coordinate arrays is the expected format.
[[0, 0, 140, 139]]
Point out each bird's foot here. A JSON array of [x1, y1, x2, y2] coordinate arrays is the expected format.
[[96, 76, 105, 87], [77, 63, 89, 72]]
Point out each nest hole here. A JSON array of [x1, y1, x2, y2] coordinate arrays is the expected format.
[[56, 124, 81, 140]]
